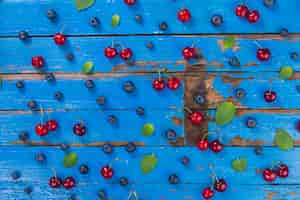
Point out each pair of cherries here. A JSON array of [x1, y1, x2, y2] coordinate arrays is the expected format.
[[35, 120, 58, 136], [262, 163, 289, 182], [235, 4, 260, 23], [49, 176, 76, 189], [202, 178, 227, 199], [152, 77, 181, 91], [197, 139, 223, 153], [104, 47, 133, 60]]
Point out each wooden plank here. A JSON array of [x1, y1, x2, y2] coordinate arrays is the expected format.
[[1, 146, 299, 185], [1, 36, 300, 74], [0, 109, 183, 146], [1, 0, 300, 35]]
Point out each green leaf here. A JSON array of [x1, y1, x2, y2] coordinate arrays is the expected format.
[[112, 14, 120, 27], [140, 154, 158, 174], [63, 152, 78, 168], [231, 158, 247, 172], [279, 66, 294, 79], [216, 101, 236, 126], [141, 123, 155, 136], [275, 129, 294, 150], [82, 61, 94, 74], [223, 36, 235, 50], [75, 0, 95, 11]]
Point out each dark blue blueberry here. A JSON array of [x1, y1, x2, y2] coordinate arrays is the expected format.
[[79, 164, 89, 174], [54, 91, 64, 101], [168, 174, 180, 184], [47, 9, 57, 20], [246, 117, 257, 128], [254, 146, 263, 155], [180, 156, 190, 166], [290, 52, 299, 61], [135, 107, 145, 116], [235, 88, 246, 99], [165, 129, 177, 141], [18, 31, 29, 40], [125, 142, 136, 153], [228, 56, 241, 67], [19, 132, 29, 142], [60, 143, 70, 151], [68, 194, 79, 200], [98, 189, 107, 200], [11, 170, 21, 180], [24, 186, 33, 195], [134, 15, 143, 24], [146, 41, 154, 49], [96, 96, 106, 105], [65, 53, 74, 61], [122, 81, 136, 93], [35, 152, 46, 163], [119, 177, 129, 186], [159, 22, 168, 31], [194, 94, 205, 105], [45, 73, 56, 82], [107, 115, 117, 124], [90, 17, 100, 27], [16, 81, 25, 89], [102, 143, 113, 154], [264, 0, 275, 7], [85, 80, 95, 89], [280, 28, 289, 37], [211, 14, 223, 26], [27, 100, 38, 110]]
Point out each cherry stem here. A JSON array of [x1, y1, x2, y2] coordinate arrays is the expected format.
[[253, 40, 262, 49], [269, 79, 273, 93], [51, 167, 57, 178], [39, 104, 44, 124], [128, 190, 139, 200], [184, 107, 192, 114], [158, 70, 161, 81], [60, 25, 65, 34]]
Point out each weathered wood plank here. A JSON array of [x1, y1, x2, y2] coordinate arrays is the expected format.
[[1, 0, 299, 35], [0, 109, 183, 146]]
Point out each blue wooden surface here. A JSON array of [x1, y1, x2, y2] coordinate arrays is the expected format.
[[1, 0, 300, 35]]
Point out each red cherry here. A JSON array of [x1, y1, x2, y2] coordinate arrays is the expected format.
[[202, 187, 214, 199], [209, 140, 223, 153], [247, 10, 260, 23], [257, 48, 271, 61], [120, 48, 133, 60], [297, 121, 300, 132], [235, 5, 249, 17], [101, 165, 114, 179], [214, 179, 227, 192], [124, 0, 136, 5], [53, 33, 66, 45], [47, 120, 58, 131], [182, 47, 196, 60], [167, 77, 181, 90], [263, 169, 277, 182], [188, 112, 204, 125], [49, 176, 61, 188], [104, 47, 118, 58], [62, 177, 76, 189], [35, 124, 49, 136], [177, 8, 191, 23], [277, 164, 289, 178], [197, 139, 209, 151], [264, 91, 276, 103], [152, 79, 165, 91], [31, 56, 44, 68], [73, 123, 86, 136]]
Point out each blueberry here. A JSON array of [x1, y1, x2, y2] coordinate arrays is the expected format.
[[168, 174, 180, 184], [165, 129, 177, 141], [211, 14, 223, 26], [180, 156, 190, 166], [27, 100, 38, 110], [90, 17, 100, 27], [102, 143, 113, 154], [145, 41, 154, 49], [134, 15, 143, 23], [228, 56, 241, 67], [264, 0, 275, 7], [235, 88, 246, 99], [85, 80, 95, 89], [194, 94, 205, 105], [79, 164, 89, 174], [18, 31, 29, 40], [98, 189, 107, 200], [159, 22, 168, 31], [68, 194, 79, 200], [65, 53, 74, 61], [125, 142, 136, 153], [96, 96, 106, 105], [290, 52, 299, 61], [246, 117, 257, 128], [35, 153, 46, 163], [119, 177, 129, 186], [47, 9, 57, 20], [296, 85, 300, 93], [19, 131, 29, 142], [45, 73, 56, 82], [107, 115, 117, 124], [54, 91, 64, 101], [24, 186, 33, 194], [254, 146, 263, 155], [280, 28, 289, 37], [11, 170, 21, 180], [122, 81, 136, 93], [16, 81, 25, 89], [60, 143, 70, 151], [135, 107, 145, 116]]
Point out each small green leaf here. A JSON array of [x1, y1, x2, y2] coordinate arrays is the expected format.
[[142, 123, 155, 136], [63, 152, 78, 168], [216, 101, 236, 126], [112, 14, 120, 27], [82, 61, 94, 74], [140, 154, 157, 174], [75, 0, 95, 11], [231, 158, 247, 172], [223, 36, 235, 49], [279, 66, 294, 79], [275, 129, 294, 150]]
